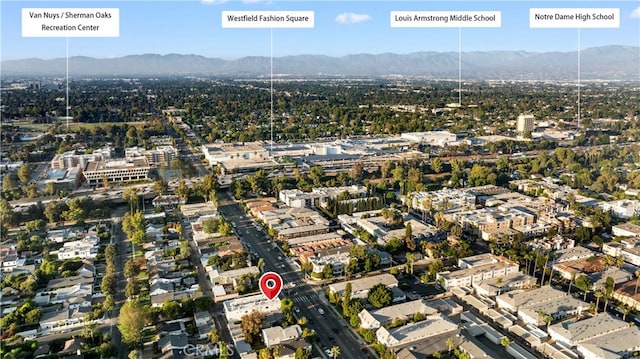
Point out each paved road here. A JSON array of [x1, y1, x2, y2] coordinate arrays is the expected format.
[[111, 207, 129, 359], [179, 212, 238, 358], [218, 193, 368, 359]]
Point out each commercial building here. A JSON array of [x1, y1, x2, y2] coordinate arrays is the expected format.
[[400, 131, 457, 147], [516, 114, 535, 135], [50, 145, 113, 169], [39, 166, 83, 191], [125, 145, 177, 166], [279, 185, 367, 209], [83, 157, 152, 186], [223, 294, 282, 322]]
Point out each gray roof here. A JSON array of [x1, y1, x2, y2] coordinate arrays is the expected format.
[[549, 312, 628, 345]]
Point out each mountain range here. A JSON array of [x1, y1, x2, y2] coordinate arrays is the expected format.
[[2, 45, 639, 80]]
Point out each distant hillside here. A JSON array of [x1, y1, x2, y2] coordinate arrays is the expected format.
[[2, 45, 639, 80]]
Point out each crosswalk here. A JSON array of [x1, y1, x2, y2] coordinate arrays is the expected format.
[[292, 294, 320, 303]]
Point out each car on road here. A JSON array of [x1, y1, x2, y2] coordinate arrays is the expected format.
[[329, 336, 336, 343], [277, 256, 282, 260], [318, 308, 324, 315], [294, 307, 300, 313], [325, 349, 332, 357]]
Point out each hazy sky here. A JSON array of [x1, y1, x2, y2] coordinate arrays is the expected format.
[[2, 0, 639, 60]]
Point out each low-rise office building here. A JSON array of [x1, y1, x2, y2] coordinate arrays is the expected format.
[[83, 157, 152, 186], [223, 293, 282, 322]]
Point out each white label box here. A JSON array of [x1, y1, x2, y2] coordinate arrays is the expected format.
[[222, 11, 314, 28], [391, 11, 501, 28], [22, 8, 120, 37], [530, 8, 619, 28]]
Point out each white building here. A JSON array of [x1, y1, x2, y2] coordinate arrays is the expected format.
[[518, 296, 587, 326], [83, 157, 152, 186], [548, 313, 628, 347], [261, 325, 302, 347], [57, 238, 99, 260], [576, 326, 640, 359], [496, 286, 567, 313], [612, 222, 640, 237], [223, 294, 282, 322], [400, 131, 457, 147], [472, 272, 537, 297], [358, 299, 438, 329], [516, 114, 535, 135], [329, 273, 398, 299], [600, 200, 640, 219], [436, 255, 519, 290], [376, 313, 458, 348]]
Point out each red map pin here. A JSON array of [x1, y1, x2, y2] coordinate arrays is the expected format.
[[259, 272, 283, 301]]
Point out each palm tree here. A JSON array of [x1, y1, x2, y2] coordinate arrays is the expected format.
[[330, 346, 340, 359], [541, 253, 550, 285], [122, 187, 138, 213], [594, 290, 603, 314], [500, 337, 511, 348], [446, 337, 456, 354], [620, 305, 631, 321], [568, 273, 576, 295], [524, 252, 534, 275]]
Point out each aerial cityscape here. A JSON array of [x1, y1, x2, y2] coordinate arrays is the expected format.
[[1, 1, 640, 359]]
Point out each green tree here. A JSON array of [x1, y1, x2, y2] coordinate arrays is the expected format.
[[208, 328, 220, 343], [162, 301, 182, 320], [103, 295, 115, 315], [323, 264, 333, 279], [124, 260, 140, 279], [101, 275, 116, 296], [122, 187, 139, 212], [342, 282, 352, 316], [17, 164, 31, 184], [153, 179, 169, 195], [241, 310, 266, 345], [118, 300, 147, 348], [294, 347, 311, 359], [175, 180, 190, 199], [430, 157, 444, 174], [446, 337, 456, 354], [125, 279, 140, 298], [500, 337, 511, 348], [281, 298, 295, 326], [367, 283, 393, 308]]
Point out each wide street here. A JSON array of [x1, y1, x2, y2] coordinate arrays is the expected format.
[[217, 192, 369, 359]]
